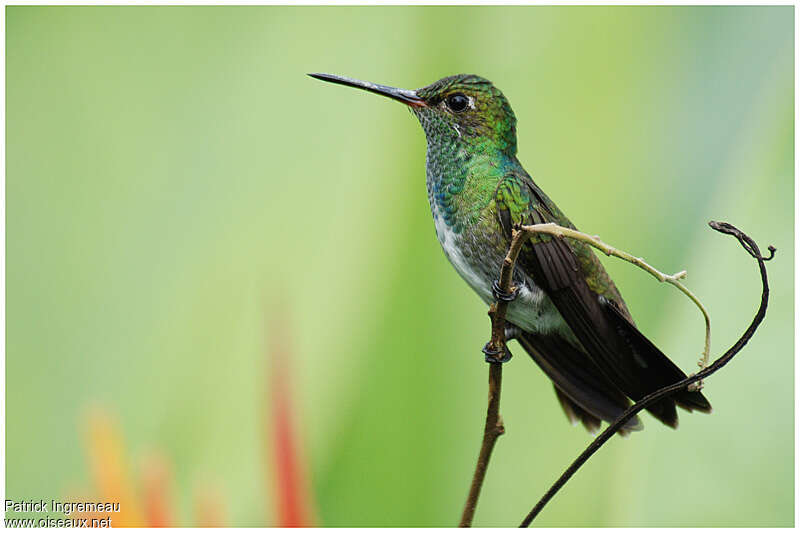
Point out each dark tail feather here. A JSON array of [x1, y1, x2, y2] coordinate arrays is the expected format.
[[517, 332, 643, 434], [553, 387, 640, 437], [601, 302, 712, 418], [553, 386, 601, 433]]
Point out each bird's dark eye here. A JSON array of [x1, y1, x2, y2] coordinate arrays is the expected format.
[[446, 93, 469, 112]]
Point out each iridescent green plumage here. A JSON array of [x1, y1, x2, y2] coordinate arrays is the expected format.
[[312, 72, 711, 433], [493, 171, 625, 306]]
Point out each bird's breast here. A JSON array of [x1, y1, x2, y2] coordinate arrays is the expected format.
[[430, 209, 567, 337], [432, 213, 494, 302], [424, 148, 569, 337]]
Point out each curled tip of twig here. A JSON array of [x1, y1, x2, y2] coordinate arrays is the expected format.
[[707, 220, 734, 233], [708, 221, 777, 261]]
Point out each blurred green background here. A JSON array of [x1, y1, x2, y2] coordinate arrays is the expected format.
[[7, 6, 794, 527]]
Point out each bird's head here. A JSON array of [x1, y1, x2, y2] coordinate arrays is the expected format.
[[309, 73, 518, 156]]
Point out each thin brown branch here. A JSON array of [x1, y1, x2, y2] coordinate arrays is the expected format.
[[458, 362, 504, 527], [519, 221, 775, 527], [459, 228, 528, 527]]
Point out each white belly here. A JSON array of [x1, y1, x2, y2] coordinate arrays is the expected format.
[[432, 214, 568, 336]]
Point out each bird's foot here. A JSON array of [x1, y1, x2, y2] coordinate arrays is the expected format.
[[483, 342, 512, 364], [492, 280, 519, 302]]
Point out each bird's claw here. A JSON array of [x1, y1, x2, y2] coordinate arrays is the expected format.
[[483, 342, 512, 364], [492, 280, 518, 302]]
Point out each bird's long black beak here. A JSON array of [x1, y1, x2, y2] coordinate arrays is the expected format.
[[308, 73, 427, 108]]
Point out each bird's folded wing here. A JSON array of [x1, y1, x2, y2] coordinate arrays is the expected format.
[[494, 173, 710, 428]]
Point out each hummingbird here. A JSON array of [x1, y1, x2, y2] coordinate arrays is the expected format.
[[310, 73, 711, 433]]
